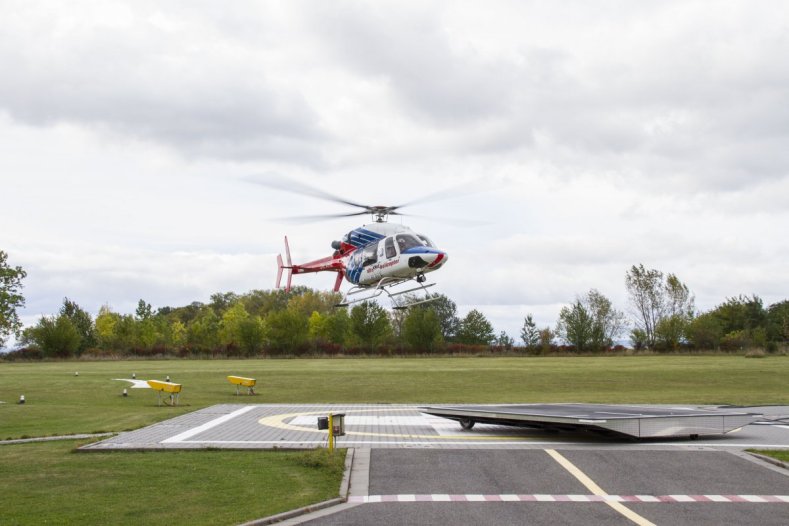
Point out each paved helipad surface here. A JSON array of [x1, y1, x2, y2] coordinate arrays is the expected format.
[[80, 404, 789, 525], [81, 404, 789, 450]]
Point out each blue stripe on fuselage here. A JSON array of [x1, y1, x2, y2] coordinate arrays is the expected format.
[[348, 228, 385, 247], [402, 247, 443, 255]]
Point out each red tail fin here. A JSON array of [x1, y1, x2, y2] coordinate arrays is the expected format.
[[276, 236, 293, 291], [275, 235, 345, 292]]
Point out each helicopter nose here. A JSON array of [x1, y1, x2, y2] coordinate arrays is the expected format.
[[405, 249, 448, 270], [427, 250, 447, 269]]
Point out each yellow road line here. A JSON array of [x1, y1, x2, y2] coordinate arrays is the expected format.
[[546, 449, 656, 526]]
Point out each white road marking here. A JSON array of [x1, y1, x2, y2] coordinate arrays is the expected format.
[[161, 406, 257, 443]]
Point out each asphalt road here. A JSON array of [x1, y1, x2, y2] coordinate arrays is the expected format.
[[300, 449, 789, 526]]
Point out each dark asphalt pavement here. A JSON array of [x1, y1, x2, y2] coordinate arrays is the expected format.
[[302, 449, 789, 526]]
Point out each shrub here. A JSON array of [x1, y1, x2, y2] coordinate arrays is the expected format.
[[1, 347, 43, 361]]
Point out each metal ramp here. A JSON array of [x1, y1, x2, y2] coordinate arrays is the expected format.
[[420, 404, 763, 439]]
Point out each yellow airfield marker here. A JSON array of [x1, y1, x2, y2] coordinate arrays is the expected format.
[[227, 376, 256, 395], [147, 380, 182, 406]]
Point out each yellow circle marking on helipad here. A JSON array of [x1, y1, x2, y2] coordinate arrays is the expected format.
[[257, 407, 535, 441]]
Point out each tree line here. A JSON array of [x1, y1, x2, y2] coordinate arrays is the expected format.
[[2, 249, 787, 358], [522, 264, 788, 353], [9, 288, 503, 358]]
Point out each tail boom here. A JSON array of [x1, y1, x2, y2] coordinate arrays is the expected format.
[[276, 236, 346, 292]]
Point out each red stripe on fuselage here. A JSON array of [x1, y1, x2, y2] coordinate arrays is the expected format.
[[427, 253, 444, 268]]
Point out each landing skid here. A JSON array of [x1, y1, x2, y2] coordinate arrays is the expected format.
[[335, 276, 438, 309]]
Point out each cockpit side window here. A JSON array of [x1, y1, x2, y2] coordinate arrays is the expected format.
[[351, 249, 362, 268], [362, 242, 378, 267], [385, 237, 397, 258]]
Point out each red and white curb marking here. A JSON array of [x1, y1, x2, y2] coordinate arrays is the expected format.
[[348, 494, 789, 504]]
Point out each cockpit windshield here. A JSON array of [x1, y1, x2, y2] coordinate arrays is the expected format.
[[417, 234, 435, 248], [396, 233, 434, 252]]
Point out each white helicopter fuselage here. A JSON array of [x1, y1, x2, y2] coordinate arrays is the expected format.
[[340, 223, 448, 286]]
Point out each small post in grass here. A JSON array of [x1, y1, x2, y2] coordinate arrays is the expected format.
[[328, 413, 334, 453]]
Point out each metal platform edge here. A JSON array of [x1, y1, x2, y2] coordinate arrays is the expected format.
[[419, 405, 763, 439]]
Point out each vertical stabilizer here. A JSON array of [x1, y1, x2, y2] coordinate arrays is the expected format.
[[276, 236, 294, 292]]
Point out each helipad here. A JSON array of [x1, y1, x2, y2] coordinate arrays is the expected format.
[[80, 403, 774, 451]]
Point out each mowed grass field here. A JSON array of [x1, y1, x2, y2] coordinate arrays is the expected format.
[[1, 355, 788, 525], [0, 441, 345, 525], [2, 356, 788, 439]]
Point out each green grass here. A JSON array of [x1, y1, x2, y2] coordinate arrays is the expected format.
[[0, 440, 345, 526], [750, 450, 789, 463], [1, 356, 788, 439], [1, 355, 788, 524]]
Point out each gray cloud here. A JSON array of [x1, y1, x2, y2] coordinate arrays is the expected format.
[[309, 4, 516, 125], [0, 2, 328, 165], [310, 1, 789, 189]]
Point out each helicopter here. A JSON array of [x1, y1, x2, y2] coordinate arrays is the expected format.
[[262, 178, 450, 308]]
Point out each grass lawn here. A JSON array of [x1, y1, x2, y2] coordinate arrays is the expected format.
[[2, 355, 788, 439], [0, 440, 345, 526], [1, 355, 788, 524]]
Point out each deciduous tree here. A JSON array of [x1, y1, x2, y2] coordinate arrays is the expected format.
[[427, 294, 460, 341], [265, 308, 308, 354], [556, 300, 594, 351], [585, 289, 627, 349], [187, 307, 221, 351], [402, 307, 443, 352], [219, 302, 251, 346], [237, 316, 265, 355], [95, 305, 120, 349], [625, 265, 694, 349], [686, 312, 722, 350], [0, 250, 26, 347], [539, 327, 555, 354], [557, 290, 626, 351], [350, 302, 392, 351], [496, 331, 514, 350], [21, 315, 81, 357], [766, 300, 789, 344], [324, 308, 351, 346], [60, 298, 96, 353], [520, 314, 540, 349], [625, 264, 665, 348], [456, 309, 495, 345]]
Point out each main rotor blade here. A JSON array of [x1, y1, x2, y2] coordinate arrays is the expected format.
[[402, 212, 490, 227], [390, 179, 483, 210], [277, 211, 369, 224], [246, 174, 370, 210]]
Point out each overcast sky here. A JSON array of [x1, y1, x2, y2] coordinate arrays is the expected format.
[[2, 0, 788, 347]]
